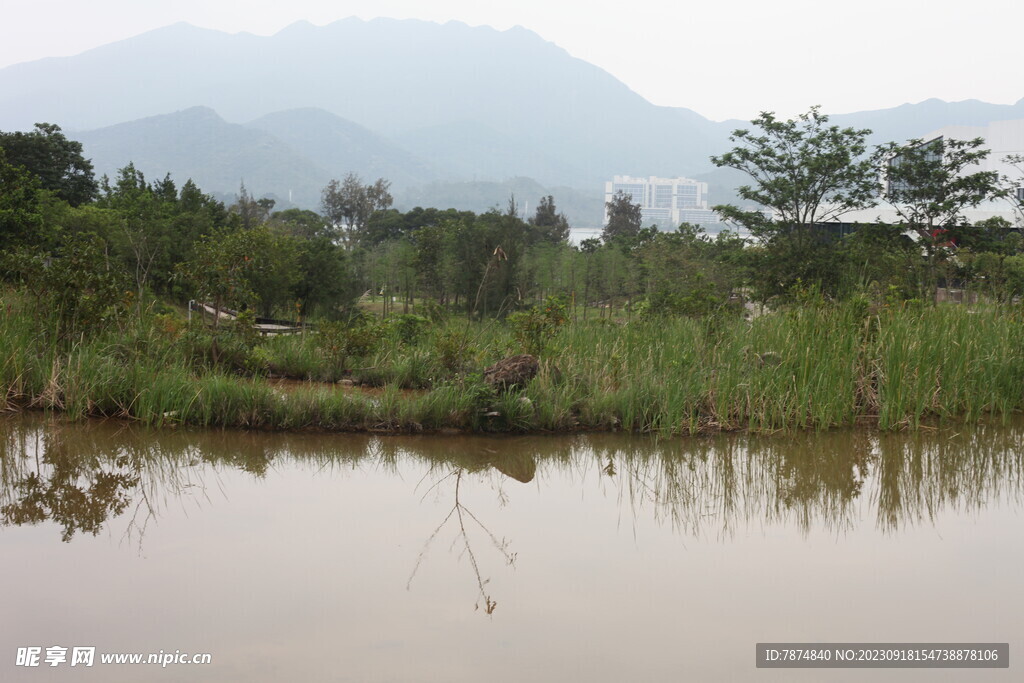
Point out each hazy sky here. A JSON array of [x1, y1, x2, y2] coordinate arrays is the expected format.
[[3, 0, 1021, 122]]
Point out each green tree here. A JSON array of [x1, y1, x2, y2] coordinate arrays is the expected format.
[[529, 195, 570, 243], [4, 232, 129, 342], [270, 208, 329, 239], [711, 107, 879, 230], [882, 137, 1002, 236], [230, 183, 275, 230], [1003, 154, 1024, 226], [602, 189, 642, 241], [320, 174, 393, 248], [881, 136, 1004, 298], [0, 148, 45, 252], [179, 229, 260, 327], [292, 236, 355, 319], [0, 123, 97, 206], [96, 164, 173, 307], [710, 107, 879, 300]]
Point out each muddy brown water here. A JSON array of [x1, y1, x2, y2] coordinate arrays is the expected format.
[[1, 414, 1021, 682]]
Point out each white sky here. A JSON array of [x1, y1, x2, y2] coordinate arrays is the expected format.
[[2, 0, 1021, 122]]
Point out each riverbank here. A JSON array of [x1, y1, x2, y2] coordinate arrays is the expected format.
[[3, 290, 1024, 435]]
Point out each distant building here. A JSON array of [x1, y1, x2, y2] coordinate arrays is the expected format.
[[916, 119, 1024, 182], [845, 119, 1024, 226], [603, 175, 719, 230]]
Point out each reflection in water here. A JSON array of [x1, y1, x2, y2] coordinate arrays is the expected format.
[[408, 469, 517, 615], [2, 415, 1023, 544], [1, 424, 139, 542]]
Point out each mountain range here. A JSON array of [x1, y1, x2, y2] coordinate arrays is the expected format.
[[2, 18, 1022, 227]]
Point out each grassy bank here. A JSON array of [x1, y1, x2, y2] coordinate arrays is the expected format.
[[3, 288, 1024, 434]]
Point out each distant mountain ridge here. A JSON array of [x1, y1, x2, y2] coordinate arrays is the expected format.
[[77, 107, 331, 207], [3, 18, 1023, 226], [74, 105, 606, 224], [244, 108, 437, 188], [0, 17, 727, 187]]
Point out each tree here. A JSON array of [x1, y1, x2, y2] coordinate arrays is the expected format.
[[882, 137, 1002, 237], [179, 229, 260, 327], [270, 208, 330, 240], [292, 236, 355, 319], [602, 190, 642, 241], [231, 183, 275, 230], [711, 107, 879, 231], [320, 174, 393, 247], [881, 136, 1004, 297], [4, 232, 129, 342], [1000, 154, 1024, 226], [0, 123, 97, 206], [95, 164, 171, 308], [710, 106, 879, 299], [529, 195, 570, 243], [0, 148, 45, 252]]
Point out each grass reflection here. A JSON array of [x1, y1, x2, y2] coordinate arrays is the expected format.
[[1, 415, 1022, 548]]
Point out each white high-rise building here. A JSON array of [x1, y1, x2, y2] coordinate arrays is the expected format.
[[603, 175, 718, 230]]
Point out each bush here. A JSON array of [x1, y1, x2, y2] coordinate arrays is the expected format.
[[389, 314, 430, 346], [507, 295, 567, 355], [316, 313, 386, 375]]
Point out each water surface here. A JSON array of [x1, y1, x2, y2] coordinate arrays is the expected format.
[[1, 415, 1021, 681]]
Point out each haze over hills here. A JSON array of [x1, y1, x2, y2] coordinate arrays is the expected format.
[[3, 17, 1022, 227], [244, 108, 437, 189], [0, 18, 725, 185], [77, 107, 332, 207]]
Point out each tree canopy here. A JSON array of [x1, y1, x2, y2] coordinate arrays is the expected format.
[[711, 107, 879, 233], [881, 137, 1003, 236], [0, 123, 97, 206], [528, 195, 570, 243], [602, 189, 642, 241], [320, 174, 393, 248], [710, 106, 880, 299]]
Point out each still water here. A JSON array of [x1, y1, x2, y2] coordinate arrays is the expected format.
[[1, 415, 1020, 682]]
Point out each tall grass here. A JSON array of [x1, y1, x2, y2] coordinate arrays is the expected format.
[[4, 284, 1024, 435]]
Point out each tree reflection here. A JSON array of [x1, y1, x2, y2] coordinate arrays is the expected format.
[[407, 469, 517, 615], [3, 469, 137, 542], [1, 427, 139, 542], [1, 415, 1022, 550]]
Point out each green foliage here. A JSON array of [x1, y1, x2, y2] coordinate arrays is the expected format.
[[229, 183, 275, 230], [292, 236, 355, 319], [507, 295, 567, 355], [434, 330, 476, 373], [529, 195, 570, 243], [179, 225, 301, 318], [179, 228, 258, 319], [882, 137, 1002, 233], [880, 136, 1004, 299], [0, 148, 46, 253], [315, 314, 386, 376], [4, 233, 129, 342], [712, 107, 879, 232], [173, 316, 253, 374], [389, 314, 430, 346], [711, 107, 880, 301], [0, 123, 97, 206], [270, 208, 330, 239], [93, 167, 231, 300], [320, 173, 393, 248], [602, 189, 642, 241]]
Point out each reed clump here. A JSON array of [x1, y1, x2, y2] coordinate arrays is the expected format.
[[3, 285, 1024, 435]]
